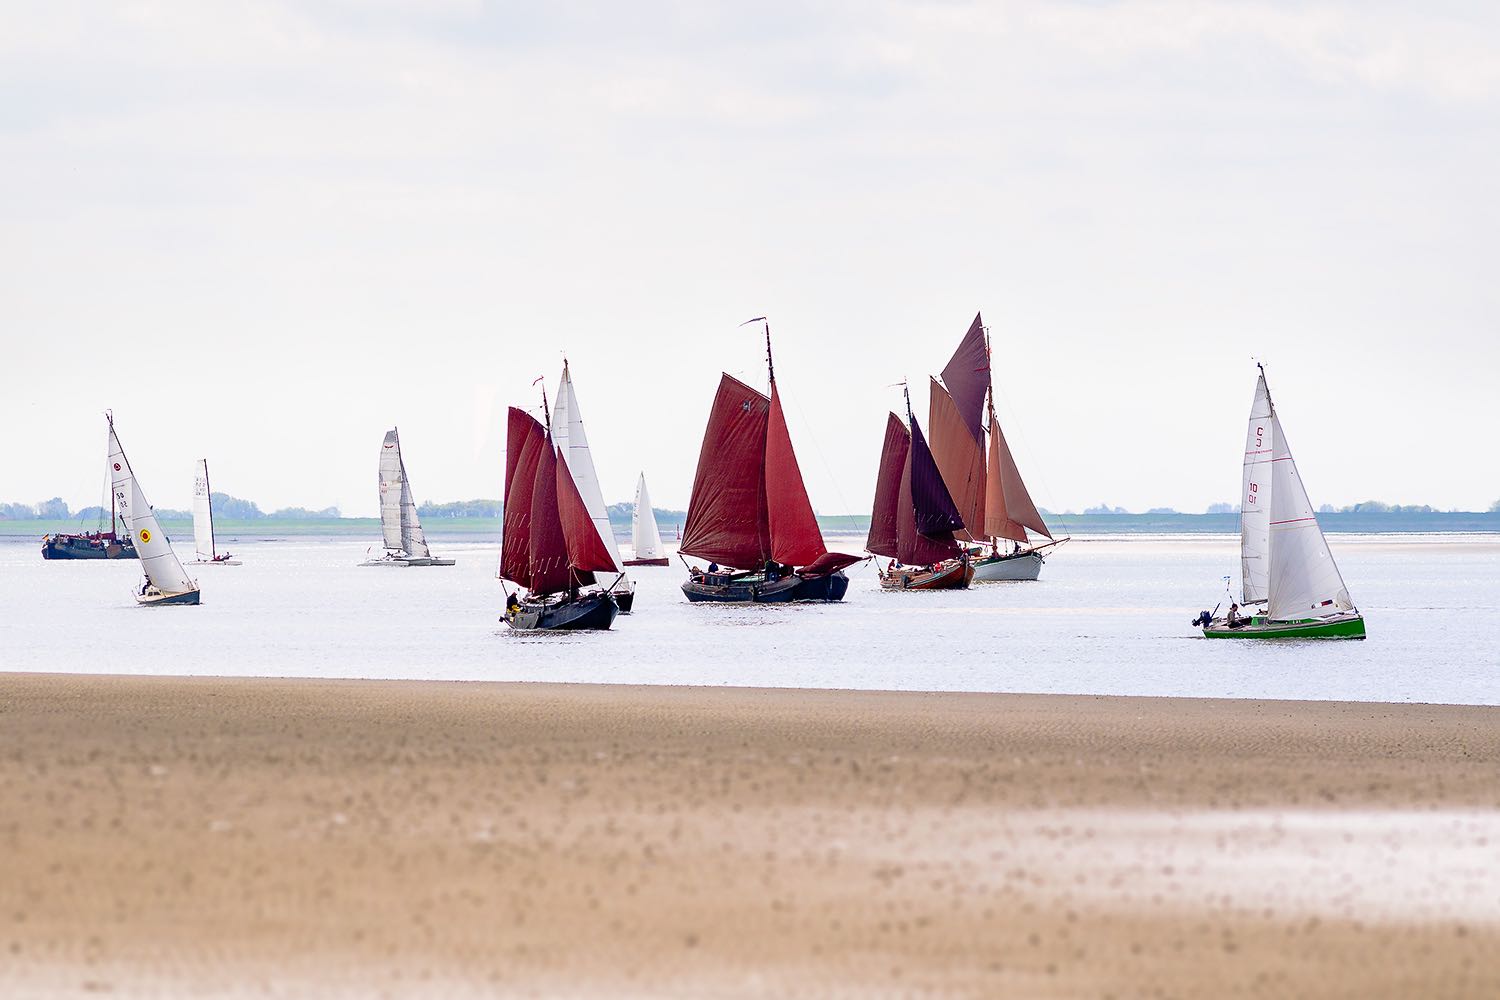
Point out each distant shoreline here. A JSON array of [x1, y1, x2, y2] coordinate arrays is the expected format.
[[4, 509, 1498, 538]]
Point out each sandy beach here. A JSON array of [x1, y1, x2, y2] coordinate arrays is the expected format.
[[2, 673, 1496, 998]]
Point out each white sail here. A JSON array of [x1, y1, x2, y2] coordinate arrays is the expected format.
[[109, 419, 196, 595], [1239, 374, 1273, 604], [399, 473, 431, 559], [378, 431, 405, 552], [632, 473, 665, 561], [550, 363, 629, 586], [192, 459, 215, 561], [1267, 410, 1352, 621]]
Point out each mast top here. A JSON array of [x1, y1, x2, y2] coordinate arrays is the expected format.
[[740, 316, 773, 385]]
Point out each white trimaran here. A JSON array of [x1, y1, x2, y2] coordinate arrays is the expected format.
[[624, 473, 668, 566], [550, 360, 635, 610], [107, 412, 201, 606], [362, 428, 455, 567], [191, 459, 240, 565], [1199, 365, 1364, 639]]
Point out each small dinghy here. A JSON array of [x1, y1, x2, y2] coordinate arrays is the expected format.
[[107, 412, 200, 606], [501, 397, 622, 632], [1195, 366, 1364, 639], [868, 389, 973, 592], [190, 459, 240, 565], [623, 473, 670, 567], [361, 428, 455, 567]]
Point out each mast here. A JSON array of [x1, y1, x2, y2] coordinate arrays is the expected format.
[[205, 459, 216, 558]]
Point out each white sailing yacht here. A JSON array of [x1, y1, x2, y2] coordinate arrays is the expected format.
[[1198, 365, 1364, 638], [623, 473, 668, 566], [107, 412, 201, 606], [550, 360, 635, 610], [361, 428, 455, 567], [191, 459, 240, 565]]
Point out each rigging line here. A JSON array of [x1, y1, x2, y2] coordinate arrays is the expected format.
[[989, 366, 1064, 521], [782, 382, 857, 521]]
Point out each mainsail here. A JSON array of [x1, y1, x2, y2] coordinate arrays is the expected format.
[[929, 378, 985, 542], [680, 374, 772, 570], [502, 408, 547, 589], [866, 412, 910, 559], [192, 459, 215, 562], [108, 417, 196, 595], [378, 430, 431, 559], [898, 410, 964, 565], [1239, 374, 1273, 604], [631, 473, 666, 561], [550, 363, 630, 589]]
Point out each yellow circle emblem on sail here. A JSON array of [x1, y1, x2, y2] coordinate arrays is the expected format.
[[138, 528, 152, 545]]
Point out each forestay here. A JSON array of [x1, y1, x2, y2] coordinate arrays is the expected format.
[[109, 420, 196, 595]]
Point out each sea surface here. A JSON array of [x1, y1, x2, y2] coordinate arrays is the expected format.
[[2, 533, 1497, 705]]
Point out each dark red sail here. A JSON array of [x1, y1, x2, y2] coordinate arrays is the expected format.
[[556, 450, 617, 578], [502, 408, 545, 588], [896, 446, 960, 566], [680, 374, 772, 570], [765, 383, 828, 567], [909, 413, 964, 539], [929, 378, 985, 542], [940, 312, 990, 442], [527, 434, 573, 596], [866, 412, 909, 559]]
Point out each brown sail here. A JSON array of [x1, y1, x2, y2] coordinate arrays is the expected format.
[[502, 407, 546, 589], [866, 412, 909, 559], [897, 412, 963, 565], [984, 403, 1052, 542], [679, 374, 771, 571], [527, 433, 573, 596], [556, 450, 618, 580], [765, 383, 826, 567], [929, 378, 985, 543], [940, 312, 990, 440]]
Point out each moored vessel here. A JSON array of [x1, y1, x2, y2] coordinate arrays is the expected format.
[[41, 426, 139, 561]]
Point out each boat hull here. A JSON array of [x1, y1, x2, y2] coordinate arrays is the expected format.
[[506, 592, 618, 631], [135, 588, 201, 607], [1203, 613, 1366, 639], [622, 558, 670, 567], [41, 534, 138, 560], [682, 570, 849, 604], [191, 559, 242, 566], [879, 561, 974, 591], [360, 556, 456, 567], [971, 551, 1044, 582], [614, 589, 635, 614]]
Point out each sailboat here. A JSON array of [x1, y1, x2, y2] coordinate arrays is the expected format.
[[679, 319, 861, 603], [550, 361, 635, 611], [106, 412, 200, 606], [623, 473, 669, 566], [41, 423, 139, 561], [501, 394, 622, 631], [190, 460, 240, 565], [868, 385, 974, 591], [361, 428, 455, 567], [928, 313, 1065, 583], [1197, 365, 1365, 639]]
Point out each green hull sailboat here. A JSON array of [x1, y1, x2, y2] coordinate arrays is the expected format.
[[1197, 365, 1365, 640]]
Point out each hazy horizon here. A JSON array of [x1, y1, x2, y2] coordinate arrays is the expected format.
[[6, 2, 1497, 517]]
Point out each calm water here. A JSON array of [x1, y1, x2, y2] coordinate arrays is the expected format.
[[1, 533, 1496, 705]]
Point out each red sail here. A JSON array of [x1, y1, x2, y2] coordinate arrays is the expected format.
[[896, 445, 959, 566], [940, 312, 989, 442], [527, 434, 573, 596], [680, 374, 771, 570], [929, 378, 985, 543], [909, 412, 964, 539], [765, 383, 828, 567], [556, 450, 616, 577], [985, 405, 1052, 542], [502, 408, 545, 588], [866, 412, 909, 559]]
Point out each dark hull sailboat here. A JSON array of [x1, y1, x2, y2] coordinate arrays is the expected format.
[[867, 400, 972, 592], [678, 323, 860, 605], [42, 532, 137, 560], [501, 403, 623, 632]]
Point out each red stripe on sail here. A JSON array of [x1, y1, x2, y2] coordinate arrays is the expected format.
[[556, 449, 616, 576], [502, 408, 545, 588], [866, 412, 909, 559], [680, 374, 771, 571], [765, 382, 828, 567]]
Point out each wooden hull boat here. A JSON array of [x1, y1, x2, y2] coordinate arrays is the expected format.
[[622, 557, 670, 567], [135, 586, 201, 607], [878, 560, 973, 591], [682, 569, 850, 603], [42, 533, 137, 560], [505, 591, 617, 631], [1203, 612, 1365, 639]]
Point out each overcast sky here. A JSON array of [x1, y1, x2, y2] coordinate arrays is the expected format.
[[5, 1, 1497, 517]]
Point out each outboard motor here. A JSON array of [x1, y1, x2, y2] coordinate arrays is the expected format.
[[1191, 610, 1212, 627]]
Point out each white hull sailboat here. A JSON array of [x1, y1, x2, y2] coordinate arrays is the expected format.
[[361, 428, 455, 567], [1196, 365, 1364, 639], [551, 361, 635, 610], [623, 473, 669, 566], [190, 459, 240, 565], [107, 413, 201, 606]]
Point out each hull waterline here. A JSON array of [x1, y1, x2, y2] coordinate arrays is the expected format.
[[971, 551, 1044, 582], [506, 592, 618, 631], [41, 534, 138, 560], [682, 570, 849, 604], [879, 561, 973, 591], [622, 557, 670, 567], [135, 588, 201, 607], [1203, 613, 1365, 639]]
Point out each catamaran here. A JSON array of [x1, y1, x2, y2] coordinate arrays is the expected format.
[[1196, 365, 1365, 639], [623, 473, 669, 566], [550, 361, 635, 611], [868, 385, 973, 591], [502, 395, 623, 631], [361, 428, 455, 567], [928, 312, 1065, 582], [107, 412, 200, 606], [679, 319, 860, 603], [190, 459, 240, 565]]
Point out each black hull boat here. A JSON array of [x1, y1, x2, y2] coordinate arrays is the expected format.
[[506, 591, 617, 631], [682, 569, 849, 604], [41, 532, 137, 560]]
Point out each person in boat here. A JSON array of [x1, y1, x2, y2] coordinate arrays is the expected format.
[[1013, 541, 1022, 556], [707, 562, 719, 574], [505, 592, 521, 617], [1226, 602, 1244, 628]]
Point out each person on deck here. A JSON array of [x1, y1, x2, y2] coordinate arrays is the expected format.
[[1227, 602, 1242, 627]]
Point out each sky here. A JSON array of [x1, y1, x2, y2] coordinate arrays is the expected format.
[[4, 1, 1497, 517]]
